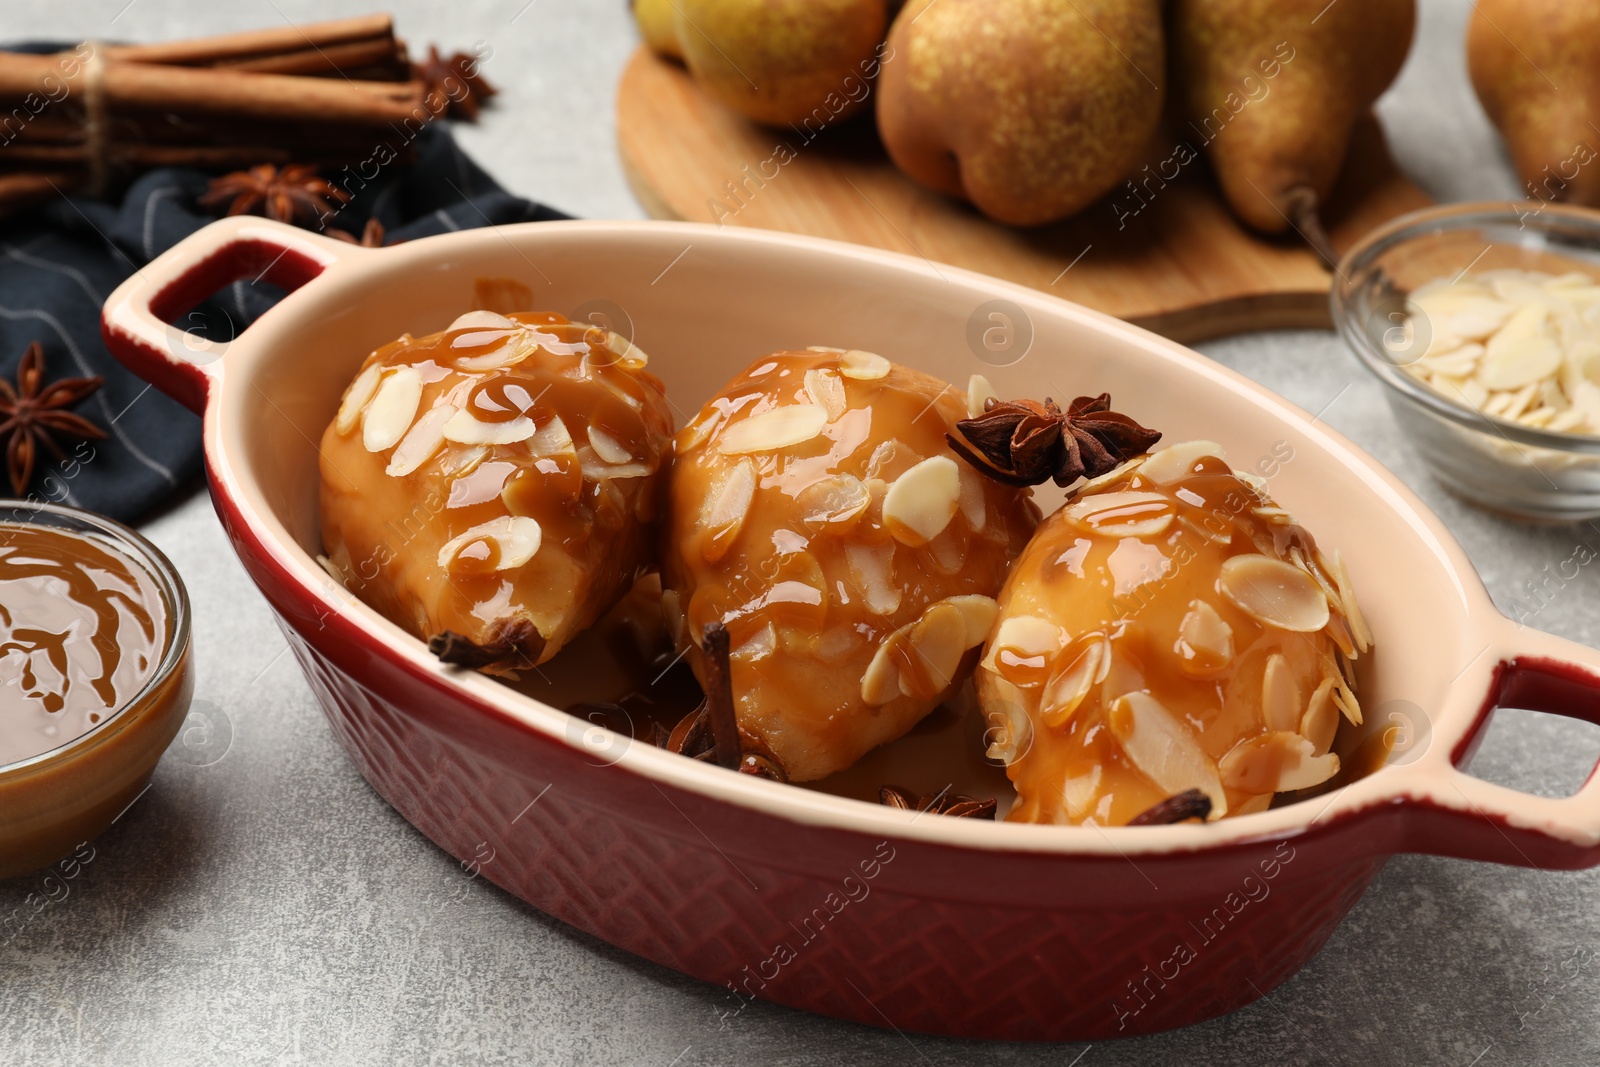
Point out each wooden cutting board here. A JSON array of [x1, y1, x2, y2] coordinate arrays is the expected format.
[[616, 47, 1432, 344]]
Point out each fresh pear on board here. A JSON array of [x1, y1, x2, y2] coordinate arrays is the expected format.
[[672, 0, 889, 127], [1167, 0, 1415, 254], [1468, 0, 1600, 207], [632, 0, 683, 60], [877, 0, 1166, 227]]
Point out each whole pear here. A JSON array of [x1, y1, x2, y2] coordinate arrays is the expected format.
[[1168, 0, 1415, 236], [1469, 0, 1600, 206], [632, 0, 683, 60], [674, 0, 889, 127], [877, 0, 1165, 227]]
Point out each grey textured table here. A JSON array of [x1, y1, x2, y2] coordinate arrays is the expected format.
[[6, 1, 1600, 1064]]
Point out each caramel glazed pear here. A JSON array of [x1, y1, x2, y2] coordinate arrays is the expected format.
[[319, 311, 675, 673], [662, 349, 1040, 782]]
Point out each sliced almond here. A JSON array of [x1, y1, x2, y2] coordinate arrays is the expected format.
[[1063, 490, 1173, 539], [883, 455, 961, 546], [437, 515, 542, 571], [862, 626, 908, 706], [1063, 765, 1103, 821], [981, 675, 1033, 765], [942, 594, 998, 648], [527, 414, 576, 458], [449, 310, 517, 332], [702, 458, 756, 564], [798, 473, 870, 533], [362, 366, 424, 452], [386, 402, 457, 477], [1076, 456, 1146, 495], [587, 426, 633, 465], [1135, 440, 1226, 485], [1218, 554, 1331, 632], [1261, 653, 1302, 733], [956, 463, 987, 532], [1107, 691, 1226, 817], [1040, 636, 1108, 728], [981, 614, 1064, 687], [455, 334, 534, 372], [1301, 677, 1339, 756], [844, 539, 901, 616], [442, 407, 537, 445], [804, 368, 847, 422], [839, 349, 890, 380], [717, 404, 829, 454], [898, 602, 967, 699], [579, 450, 654, 481], [1219, 731, 1339, 794], [732, 622, 777, 662], [1327, 550, 1372, 655], [335, 362, 382, 435], [966, 374, 997, 419], [1176, 599, 1233, 674], [1332, 675, 1363, 726]]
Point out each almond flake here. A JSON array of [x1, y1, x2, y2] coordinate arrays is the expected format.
[[804, 368, 847, 421], [362, 366, 423, 452], [956, 462, 987, 532], [1076, 456, 1147, 495], [798, 473, 870, 533], [1040, 636, 1108, 728], [449, 310, 517, 332], [527, 415, 576, 458], [981, 675, 1033, 765], [844, 539, 901, 615], [1063, 490, 1173, 539], [717, 404, 828, 454], [839, 349, 890, 380], [883, 455, 961, 546], [386, 402, 457, 477], [442, 408, 538, 445], [1261, 653, 1301, 732], [588, 426, 633, 465], [702, 458, 756, 564], [899, 602, 968, 699], [1218, 554, 1331, 632], [862, 626, 908, 706], [942, 594, 998, 648], [1219, 731, 1339, 794], [967, 374, 997, 419], [981, 613, 1064, 687], [1136, 440, 1226, 485], [1176, 599, 1233, 674], [1108, 691, 1226, 817], [437, 515, 542, 571], [1301, 677, 1339, 756], [336, 362, 382, 435]]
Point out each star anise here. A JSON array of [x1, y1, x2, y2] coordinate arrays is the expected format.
[[413, 45, 498, 121], [879, 785, 997, 820], [947, 393, 1161, 488], [653, 622, 787, 781], [327, 218, 392, 248], [0, 342, 106, 496], [198, 164, 353, 228], [1127, 789, 1213, 826]]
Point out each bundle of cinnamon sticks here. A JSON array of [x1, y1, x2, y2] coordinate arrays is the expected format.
[[0, 15, 456, 216]]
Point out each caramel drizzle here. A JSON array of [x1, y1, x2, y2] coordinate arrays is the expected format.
[[0, 532, 154, 714]]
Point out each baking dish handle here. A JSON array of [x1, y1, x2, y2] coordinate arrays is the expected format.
[[1413, 624, 1600, 870], [100, 215, 368, 414]]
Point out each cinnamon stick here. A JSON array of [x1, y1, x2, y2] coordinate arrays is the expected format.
[[97, 15, 395, 67]]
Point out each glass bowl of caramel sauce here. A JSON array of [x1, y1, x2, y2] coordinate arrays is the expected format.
[[0, 502, 192, 880]]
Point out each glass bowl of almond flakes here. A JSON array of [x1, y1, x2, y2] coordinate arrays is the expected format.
[[1333, 201, 1600, 521]]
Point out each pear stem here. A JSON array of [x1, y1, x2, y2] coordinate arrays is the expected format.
[[1285, 186, 1340, 273]]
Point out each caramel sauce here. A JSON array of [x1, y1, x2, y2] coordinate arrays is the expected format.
[[0, 524, 167, 766], [661, 351, 1039, 782], [319, 312, 674, 667], [978, 450, 1363, 826]]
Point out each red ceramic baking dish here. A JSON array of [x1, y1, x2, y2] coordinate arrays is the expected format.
[[101, 216, 1600, 1041]]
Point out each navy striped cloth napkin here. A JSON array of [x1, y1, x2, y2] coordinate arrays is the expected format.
[[1, 113, 567, 522]]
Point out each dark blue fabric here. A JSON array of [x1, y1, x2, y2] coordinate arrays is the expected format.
[[0, 113, 569, 521]]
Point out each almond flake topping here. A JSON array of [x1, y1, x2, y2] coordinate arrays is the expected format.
[[437, 516, 543, 571], [336, 362, 382, 435], [386, 402, 457, 477], [1219, 731, 1339, 794], [716, 404, 829, 454], [883, 455, 961, 546], [839, 349, 890, 380], [1218, 554, 1331, 633], [1108, 691, 1227, 818], [362, 366, 423, 453]]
